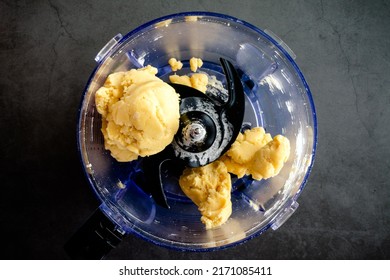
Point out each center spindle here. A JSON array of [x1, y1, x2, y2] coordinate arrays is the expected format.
[[184, 122, 206, 143]]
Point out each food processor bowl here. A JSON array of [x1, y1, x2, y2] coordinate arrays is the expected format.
[[71, 12, 317, 256]]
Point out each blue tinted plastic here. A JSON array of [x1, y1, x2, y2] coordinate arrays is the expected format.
[[77, 12, 317, 251]]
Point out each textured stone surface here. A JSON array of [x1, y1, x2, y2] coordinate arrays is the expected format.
[[0, 0, 389, 259]]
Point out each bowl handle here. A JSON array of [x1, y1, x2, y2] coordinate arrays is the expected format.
[[94, 33, 123, 63], [264, 29, 297, 60], [64, 208, 125, 259]]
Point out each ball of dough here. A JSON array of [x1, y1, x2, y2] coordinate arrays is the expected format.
[[95, 66, 180, 161]]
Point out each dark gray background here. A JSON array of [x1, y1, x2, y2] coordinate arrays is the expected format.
[[1, 0, 389, 259]]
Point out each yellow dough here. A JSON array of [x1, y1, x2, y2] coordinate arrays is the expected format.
[[179, 127, 290, 229], [221, 127, 290, 180], [95, 65, 180, 162], [249, 135, 291, 180], [168, 57, 208, 93], [169, 73, 208, 93], [168, 58, 183, 71], [179, 161, 232, 229], [185, 15, 198, 22], [95, 58, 291, 231], [189, 57, 203, 72], [190, 73, 208, 93], [169, 74, 192, 87], [226, 127, 273, 164]]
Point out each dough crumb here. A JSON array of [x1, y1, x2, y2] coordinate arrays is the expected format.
[[190, 73, 208, 93], [168, 58, 183, 72], [190, 57, 203, 72], [185, 16, 198, 22], [169, 73, 208, 93], [169, 74, 192, 87]]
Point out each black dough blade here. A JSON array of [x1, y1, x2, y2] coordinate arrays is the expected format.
[[136, 58, 245, 208]]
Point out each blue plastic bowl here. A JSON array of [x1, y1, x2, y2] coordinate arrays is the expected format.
[[77, 12, 317, 251]]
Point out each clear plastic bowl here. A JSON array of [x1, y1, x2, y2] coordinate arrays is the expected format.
[[77, 12, 317, 251]]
